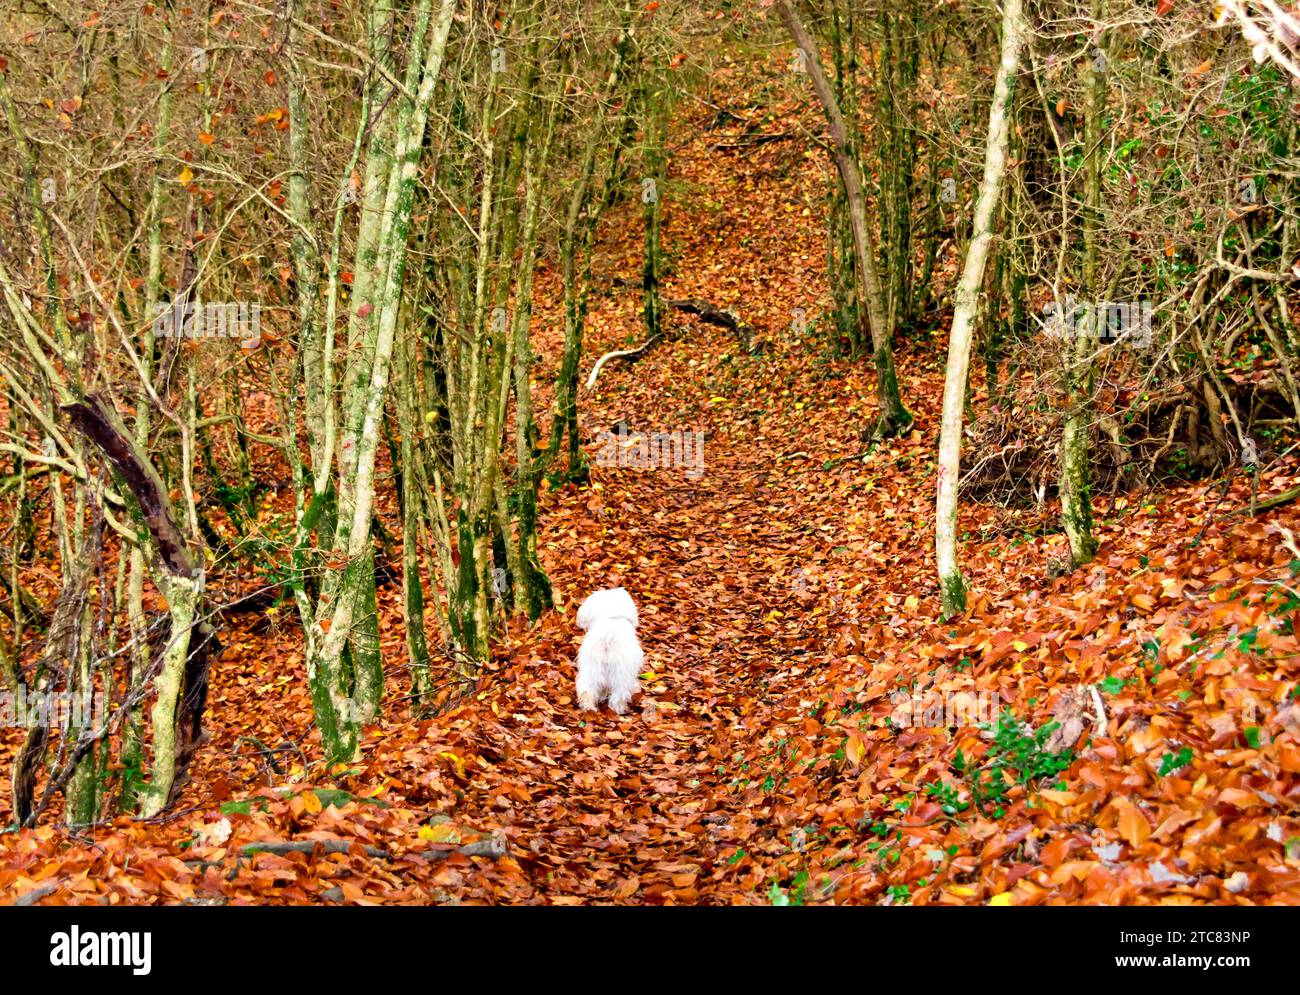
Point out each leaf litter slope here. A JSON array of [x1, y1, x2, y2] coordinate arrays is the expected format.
[[2, 58, 1299, 906]]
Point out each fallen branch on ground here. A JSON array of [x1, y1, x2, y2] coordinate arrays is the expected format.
[[709, 131, 794, 151], [12, 881, 59, 906], [586, 335, 661, 389], [1240, 482, 1300, 515], [605, 275, 756, 346], [411, 838, 507, 860], [241, 840, 390, 858], [227, 836, 507, 861], [667, 297, 752, 341]]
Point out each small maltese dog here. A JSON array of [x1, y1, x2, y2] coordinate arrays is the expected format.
[[575, 587, 643, 715]]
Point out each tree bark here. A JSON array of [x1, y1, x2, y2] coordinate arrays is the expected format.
[[934, 0, 1023, 618], [303, 0, 458, 763], [776, 0, 911, 438], [62, 395, 215, 818], [1060, 2, 1105, 568]]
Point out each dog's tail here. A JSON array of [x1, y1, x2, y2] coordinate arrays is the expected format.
[[590, 624, 629, 658]]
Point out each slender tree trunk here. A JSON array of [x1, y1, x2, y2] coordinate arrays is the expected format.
[[395, 325, 433, 708], [122, 30, 176, 814], [62, 395, 213, 819], [877, 1, 917, 334], [304, 0, 458, 763], [62, 489, 99, 826], [934, 0, 1023, 618], [511, 95, 557, 619], [777, 0, 911, 438], [641, 79, 668, 341], [136, 576, 199, 817], [1060, 4, 1105, 568], [827, 0, 861, 355], [549, 5, 635, 476]]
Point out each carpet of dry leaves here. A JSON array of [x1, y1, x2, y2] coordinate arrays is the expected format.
[[2, 58, 1299, 906]]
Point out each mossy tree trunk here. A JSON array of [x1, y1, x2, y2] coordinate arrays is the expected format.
[[291, 0, 459, 763], [826, 0, 861, 356], [1059, 1, 1105, 569], [875, 0, 918, 336], [777, 0, 911, 439], [641, 74, 669, 343], [549, 3, 636, 479]]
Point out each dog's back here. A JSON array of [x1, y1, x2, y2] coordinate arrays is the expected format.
[[575, 588, 643, 714], [577, 587, 638, 630]]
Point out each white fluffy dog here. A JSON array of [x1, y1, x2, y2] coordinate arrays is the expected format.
[[575, 587, 643, 715]]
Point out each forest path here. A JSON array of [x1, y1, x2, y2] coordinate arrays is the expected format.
[[455, 413, 825, 903], [422, 81, 920, 904]]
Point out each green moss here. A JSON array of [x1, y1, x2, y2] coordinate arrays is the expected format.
[[940, 571, 968, 620]]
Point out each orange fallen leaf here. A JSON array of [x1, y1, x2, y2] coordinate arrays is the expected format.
[[1116, 799, 1151, 847]]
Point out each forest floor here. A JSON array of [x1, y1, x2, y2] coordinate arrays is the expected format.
[[3, 60, 1300, 905]]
